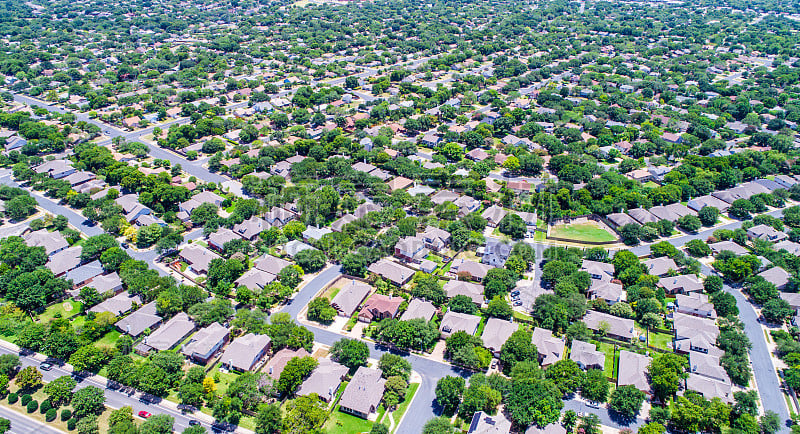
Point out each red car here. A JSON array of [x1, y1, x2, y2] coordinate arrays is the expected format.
[[138, 411, 152, 419]]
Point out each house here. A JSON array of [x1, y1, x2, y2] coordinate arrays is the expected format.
[[181, 322, 230, 364], [583, 310, 636, 341], [253, 254, 292, 275], [387, 177, 413, 191], [662, 132, 683, 144], [284, 240, 316, 258], [46, 246, 82, 277], [115, 301, 161, 337], [220, 333, 272, 372], [482, 206, 507, 227], [367, 259, 414, 286], [675, 293, 717, 319], [686, 374, 733, 404], [775, 241, 800, 256], [507, 180, 531, 193], [454, 196, 481, 216], [747, 224, 787, 242], [468, 411, 512, 434], [233, 217, 269, 241], [431, 190, 460, 205], [394, 236, 429, 263], [331, 214, 356, 232], [606, 213, 640, 229], [525, 422, 567, 434], [421, 227, 451, 252], [481, 318, 519, 355], [234, 268, 277, 291], [208, 228, 240, 252], [33, 159, 75, 179], [531, 328, 565, 367], [466, 148, 490, 161], [443, 280, 484, 305], [400, 298, 437, 322], [265, 348, 311, 380], [689, 352, 730, 384], [89, 291, 141, 316], [89, 272, 124, 295], [179, 244, 218, 275], [338, 367, 386, 419], [440, 311, 481, 337], [617, 350, 652, 393], [302, 226, 332, 242], [673, 313, 720, 356], [179, 191, 225, 216], [658, 274, 704, 294], [354, 202, 382, 219], [297, 358, 349, 402], [482, 240, 512, 267], [643, 257, 679, 276], [66, 260, 104, 288], [709, 241, 749, 256], [757, 266, 791, 290], [264, 206, 296, 228], [588, 280, 624, 305], [358, 293, 404, 322], [649, 203, 697, 223], [627, 208, 659, 225], [782, 292, 800, 311], [687, 195, 731, 213], [570, 340, 605, 370], [142, 312, 196, 352], [24, 229, 69, 255], [450, 259, 493, 281], [331, 279, 372, 317], [581, 260, 614, 282]]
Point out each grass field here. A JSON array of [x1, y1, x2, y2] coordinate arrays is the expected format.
[[38, 300, 82, 322], [325, 405, 376, 433], [597, 342, 619, 378], [549, 222, 616, 243], [96, 330, 122, 348]]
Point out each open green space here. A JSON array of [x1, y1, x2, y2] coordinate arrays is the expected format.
[[38, 300, 82, 322], [549, 222, 617, 243], [95, 329, 122, 348], [325, 405, 376, 433], [386, 382, 420, 433], [597, 341, 620, 378]]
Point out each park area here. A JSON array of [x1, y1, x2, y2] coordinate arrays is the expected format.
[[549, 221, 617, 243]]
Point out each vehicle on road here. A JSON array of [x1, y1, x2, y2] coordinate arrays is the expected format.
[[189, 420, 201, 426], [39, 362, 52, 371], [138, 411, 152, 418], [586, 400, 600, 408], [510, 290, 520, 296], [513, 300, 523, 306]]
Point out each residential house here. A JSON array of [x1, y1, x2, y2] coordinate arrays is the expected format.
[[673, 313, 720, 356], [234, 268, 277, 292], [178, 191, 225, 218], [570, 340, 605, 370], [581, 260, 614, 282], [253, 254, 292, 275], [649, 203, 697, 223], [90, 272, 124, 295], [686, 374, 733, 404], [605, 213, 639, 229], [482, 240, 512, 267], [531, 328, 565, 367], [233, 217, 268, 241], [757, 266, 791, 290], [220, 333, 272, 372], [142, 312, 196, 352], [400, 298, 437, 322], [302, 226, 332, 242], [33, 159, 75, 179], [24, 229, 69, 255], [265, 348, 311, 380], [481, 318, 519, 356], [394, 235, 429, 263], [46, 246, 82, 277], [617, 350, 652, 393], [627, 208, 659, 225], [747, 224, 787, 243], [89, 291, 142, 316], [331, 214, 356, 232], [658, 274, 704, 295], [66, 260, 104, 288], [709, 241, 749, 256], [115, 301, 161, 337], [468, 411, 512, 434], [179, 244, 218, 275], [643, 257, 679, 276], [387, 177, 413, 191], [675, 293, 717, 319], [208, 228, 241, 252], [338, 367, 386, 419], [440, 311, 481, 337], [358, 294, 404, 322], [689, 352, 730, 384], [443, 280, 484, 305], [297, 358, 349, 402], [331, 279, 372, 317], [687, 195, 731, 213], [367, 259, 414, 286], [450, 259, 493, 282], [482, 206, 507, 228], [181, 322, 230, 364], [588, 280, 624, 305], [583, 310, 636, 341], [525, 422, 567, 434]]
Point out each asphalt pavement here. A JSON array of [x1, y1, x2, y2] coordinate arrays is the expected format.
[[0, 404, 64, 434]]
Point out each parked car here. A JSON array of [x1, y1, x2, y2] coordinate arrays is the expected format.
[[39, 362, 52, 371], [586, 400, 600, 408], [513, 300, 523, 306], [189, 420, 201, 426], [138, 411, 152, 419], [510, 290, 520, 296]]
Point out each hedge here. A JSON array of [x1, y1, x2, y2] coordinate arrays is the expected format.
[[20, 394, 31, 406], [61, 409, 72, 421], [40, 400, 51, 413], [7, 393, 17, 404], [45, 408, 57, 422], [26, 399, 38, 413], [67, 418, 76, 430]]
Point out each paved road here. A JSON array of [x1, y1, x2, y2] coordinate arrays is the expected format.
[[0, 404, 64, 434], [0, 346, 228, 434]]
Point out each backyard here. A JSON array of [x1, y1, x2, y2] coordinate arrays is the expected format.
[[38, 300, 83, 322], [549, 222, 617, 243]]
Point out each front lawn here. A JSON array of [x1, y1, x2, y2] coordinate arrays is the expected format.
[[95, 330, 122, 348], [385, 383, 420, 433], [207, 362, 240, 396], [325, 406, 376, 433], [549, 222, 617, 243]]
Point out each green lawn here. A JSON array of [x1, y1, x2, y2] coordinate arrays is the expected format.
[[38, 300, 82, 322], [386, 383, 420, 433], [635, 323, 672, 350], [513, 310, 534, 322], [208, 362, 240, 396], [597, 342, 620, 378], [534, 231, 546, 242], [96, 329, 122, 348], [325, 406, 376, 433], [549, 223, 617, 243]]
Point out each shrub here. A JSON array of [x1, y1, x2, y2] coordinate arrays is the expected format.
[[26, 399, 38, 413], [20, 394, 31, 406], [61, 409, 72, 421], [67, 418, 77, 430], [7, 393, 17, 404], [46, 408, 57, 422], [40, 400, 51, 413]]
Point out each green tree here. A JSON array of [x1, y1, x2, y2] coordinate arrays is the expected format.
[[500, 329, 536, 375], [486, 295, 512, 319], [378, 354, 411, 381], [282, 394, 327, 434], [294, 249, 326, 273], [422, 417, 456, 434], [330, 338, 369, 370], [648, 353, 688, 401], [277, 356, 317, 395], [435, 376, 465, 416], [609, 384, 645, 419], [139, 414, 174, 434], [498, 214, 526, 239], [544, 359, 583, 396], [71, 386, 105, 418], [581, 368, 610, 402], [15, 366, 42, 390], [307, 297, 337, 323], [506, 378, 563, 428], [698, 206, 720, 226], [43, 376, 76, 407], [255, 403, 282, 434]]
